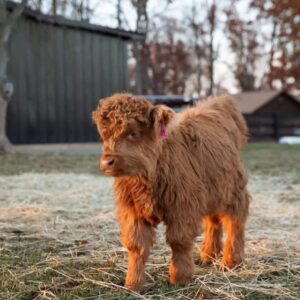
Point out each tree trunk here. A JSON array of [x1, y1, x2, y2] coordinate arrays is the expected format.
[[52, 0, 57, 16], [132, 0, 148, 94], [208, 38, 214, 95], [0, 0, 27, 152], [134, 43, 142, 94], [196, 58, 202, 96], [268, 19, 277, 89], [0, 38, 11, 152], [207, 1, 216, 96], [117, 0, 122, 28], [0, 95, 10, 152]]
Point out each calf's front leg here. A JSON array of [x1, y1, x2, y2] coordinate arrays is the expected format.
[[167, 225, 196, 286], [119, 211, 155, 292]]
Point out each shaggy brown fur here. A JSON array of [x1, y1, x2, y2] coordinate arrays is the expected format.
[[92, 93, 250, 292]]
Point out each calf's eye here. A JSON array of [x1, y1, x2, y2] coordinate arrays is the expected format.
[[127, 132, 137, 141]]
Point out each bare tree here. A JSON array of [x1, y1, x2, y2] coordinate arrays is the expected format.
[[187, 1, 206, 96], [52, 0, 57, 15], [131, 0, 148, 94], [186, 0, 217, 96], [207, 0, 216, 96], [129, 16, 192, 95], [250, 0, 300, 90], [30, 0, 92, 20], [224, 3, 259, 91], [0, 0, 27, 152], [116, 0, 122, 28], [267, 19, 278, 89], [132, 0, 148, 33], [70, 0, 92, 21]]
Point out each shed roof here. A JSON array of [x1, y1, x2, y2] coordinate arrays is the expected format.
[[7, 1, 144, 41], [231, 90, 300, 113]]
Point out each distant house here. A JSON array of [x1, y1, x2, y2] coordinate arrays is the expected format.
[[231, 90, 300, 115], [231, 91, 300, 140], [6, 1, 143, 144]]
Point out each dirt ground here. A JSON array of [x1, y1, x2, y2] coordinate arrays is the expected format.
[[0, 143, 299, 299]]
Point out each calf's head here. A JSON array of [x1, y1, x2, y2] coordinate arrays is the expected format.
[[92, 93, 174, 177]]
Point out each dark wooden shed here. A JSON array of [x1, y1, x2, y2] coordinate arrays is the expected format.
[[6, 2, 143, 144], [232, 91, 300, 140]]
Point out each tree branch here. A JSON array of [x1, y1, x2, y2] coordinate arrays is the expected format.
[[1, 0, 27, 43]]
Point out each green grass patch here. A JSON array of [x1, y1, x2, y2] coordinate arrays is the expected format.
[[1, 142, 300, 176], [243, 143, 300, 176], [0, 153, 100, 175]]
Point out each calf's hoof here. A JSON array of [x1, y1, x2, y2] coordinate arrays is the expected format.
[[125, 280, 144, 293], [222, 256, 242, 270], [169, 274, 193, 286], [169, 264, 193, 286], [200, 252, 215, 266]]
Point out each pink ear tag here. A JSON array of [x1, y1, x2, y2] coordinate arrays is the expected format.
[[160, 124, 168, 140]]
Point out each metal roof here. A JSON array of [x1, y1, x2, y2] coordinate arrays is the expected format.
[[7, 1, 144, 41]]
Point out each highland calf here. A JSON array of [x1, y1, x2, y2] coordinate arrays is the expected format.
[[92, 93, 250, 292]]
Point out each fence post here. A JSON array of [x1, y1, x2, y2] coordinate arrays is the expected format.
[[273, 113, 279, 140]]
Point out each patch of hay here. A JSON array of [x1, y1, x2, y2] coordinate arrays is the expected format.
[[0, 172, 299, 299]]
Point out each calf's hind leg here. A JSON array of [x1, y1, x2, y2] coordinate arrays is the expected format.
[[221, 214, 246, 268], [200, 215, 223, 265], [221, 188, 249, 268]]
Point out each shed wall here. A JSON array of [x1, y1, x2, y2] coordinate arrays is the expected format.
[[256, 95, 300, 114], [7, 16, 129, 143]]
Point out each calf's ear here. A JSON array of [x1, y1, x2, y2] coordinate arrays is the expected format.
[[149, 105, 174, 138], [92, 100, 101, 122], [92, 110, 100, 124], [92, 100, 103, 133]]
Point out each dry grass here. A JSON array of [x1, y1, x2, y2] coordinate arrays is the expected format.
[[0, 143, 300, 299]]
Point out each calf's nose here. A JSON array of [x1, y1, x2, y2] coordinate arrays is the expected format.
[[100, 156, 115, 170]]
